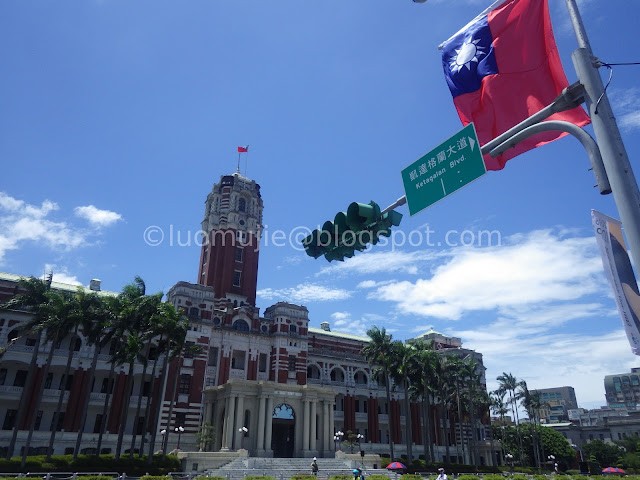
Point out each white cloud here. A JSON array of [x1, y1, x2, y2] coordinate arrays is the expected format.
[[0, 192, 89, 264], [257, 283, 351, 303], [608, 87, 640, 132], [316, 249, 442, 277], [74, 205, 122, 227], [327, 311, 387, 337], [369, 230, 603, 320]]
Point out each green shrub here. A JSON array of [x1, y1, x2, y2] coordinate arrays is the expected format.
[[400, 475, 423, 480], [367, 476, 392, 480], [244, 477, 276, 480], [290, 476, 317, 480], [457, 475, 479, 480], [482, 474, 506, 480], [140, 476, 170, 480], [328, 476, 352, 480], [193, 477, 225, 480]]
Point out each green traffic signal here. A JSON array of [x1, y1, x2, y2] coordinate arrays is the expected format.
[[302, 200, 403, 262]]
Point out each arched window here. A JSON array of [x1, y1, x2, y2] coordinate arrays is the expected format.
[[238, 197, 246, 212], [354, 370, 368, 385], [232, 319, 250, 332], [330, 368, 345, 383]]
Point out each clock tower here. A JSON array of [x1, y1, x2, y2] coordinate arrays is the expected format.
[[197, 172, 263, 306]]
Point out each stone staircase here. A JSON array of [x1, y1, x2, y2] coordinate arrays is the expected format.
[[205, 457, 396, 480]]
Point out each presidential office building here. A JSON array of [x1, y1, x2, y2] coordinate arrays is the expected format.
[[0, 170, 496, 463]]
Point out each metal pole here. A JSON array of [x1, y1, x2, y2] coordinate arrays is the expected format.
[[566, 0, 640, 271]]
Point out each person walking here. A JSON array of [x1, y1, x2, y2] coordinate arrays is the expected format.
[[437, 468, 448, 480], [311, 457, 319, 476]]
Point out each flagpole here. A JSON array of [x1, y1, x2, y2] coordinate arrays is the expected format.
[[565, 0, 640, 272], [236, 151, 241, 173]]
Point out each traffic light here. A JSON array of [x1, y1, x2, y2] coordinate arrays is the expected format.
[[302, 201, 403, 262]]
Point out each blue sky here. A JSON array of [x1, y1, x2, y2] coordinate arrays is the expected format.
[[2, 0, 640, 410]]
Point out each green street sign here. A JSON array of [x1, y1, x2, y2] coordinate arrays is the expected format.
[[401, 123, 486, 216]]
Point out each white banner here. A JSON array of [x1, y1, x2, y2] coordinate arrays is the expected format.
[[592, 209, 640, 356]]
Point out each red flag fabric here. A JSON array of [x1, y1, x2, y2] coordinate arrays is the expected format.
[[237, 146, 248, 153], [441, 0, 590, 170]]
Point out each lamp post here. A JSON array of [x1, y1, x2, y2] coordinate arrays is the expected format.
[[334, 430, 344, 451], [506, 453, 514, 474], [160, 429, 167, 453], [357, 433, 364, 466], [175, 425, 184, 450], [239, 426, 248, 450], [548, 455, 557, 473]]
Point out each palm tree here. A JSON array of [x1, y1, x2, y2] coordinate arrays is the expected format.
[[445, 355, 467, 464], [113, 276, 159, 461], [21, 289, 76, 467], [408, 340, 439, 463], [389, 341, 414, 464], [160, 304, 191, 459], [0, 275, 52, 460], [73, 292, 113, 460], [361, 326, 396, 460], [459, 356, 481, 465], [490, 388, 509, 462], [497, 372, 524, 466], [436, 355, 457, 463]]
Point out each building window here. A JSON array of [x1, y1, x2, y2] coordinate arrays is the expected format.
[[136, 416, 145, 435], [238, 197, 246, 213], [13, 370, 27, 387], [143, 381, 151, 397], [288, 355, 296, 371], [208, 347, 219, 366], [231, 350, 246, 370], [25, 336, 37, 347], [184, 341, 195, 359], [0, 368, 6, 386], [60, 374, 73, 391], [2, 409, 17, 430], [175, 412, 186, 428], [51, 412, 65, 432], [289, 325, 297, 334], [34, 411, 43, 431], [44, 373, 53, 389], [93, 414, 104, 434], [179, 374, 191, 394], [233, 271, 241, 287], [259, 353, 268, 373], [235, 247, 243, 262], [232, 319, 250, 332]]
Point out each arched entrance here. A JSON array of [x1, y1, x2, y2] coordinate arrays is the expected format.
[[271, 403, 295, 457]]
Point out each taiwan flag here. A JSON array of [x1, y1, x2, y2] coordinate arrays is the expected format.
[[441, 0, 590, 171], [238, 146, 248, 153]]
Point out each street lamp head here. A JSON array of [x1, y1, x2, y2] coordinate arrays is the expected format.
[[160, 429, 166, 435]]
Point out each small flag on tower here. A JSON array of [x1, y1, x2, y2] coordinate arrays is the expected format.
[[237, 146, 249, 153], [441, 0, 590, 170]]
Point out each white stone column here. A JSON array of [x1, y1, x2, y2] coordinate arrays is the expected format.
[[234, 395, 245, 450], [310, 400, 317, 452], [323, 400, 330, 453], [303, 399, 310, 452], [329, 401, 335, 452], [265, 396, 274, 455], [223, 395, 235, 450], [257, 395, 266, 453]]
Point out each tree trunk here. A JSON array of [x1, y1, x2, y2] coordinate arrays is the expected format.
[[6, 333, 41, 460], [383, 369, 395, 461], [139, 338, 161, 458], [96, 359, 117, 457], [74, 340, 100, 460], [46, 329, 77, 461], [162, 353, 183, 459], [129, 340, 151, 457], [147, 348, 170, 464], [21, 341, 55, 468], [442, 402, 450, 462], [115, 361, 135, 460], [468, 382, 475, 466], [403, 377, 413, 464]]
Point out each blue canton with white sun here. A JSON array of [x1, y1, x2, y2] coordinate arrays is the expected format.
[[442, 14, 498, 98]]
